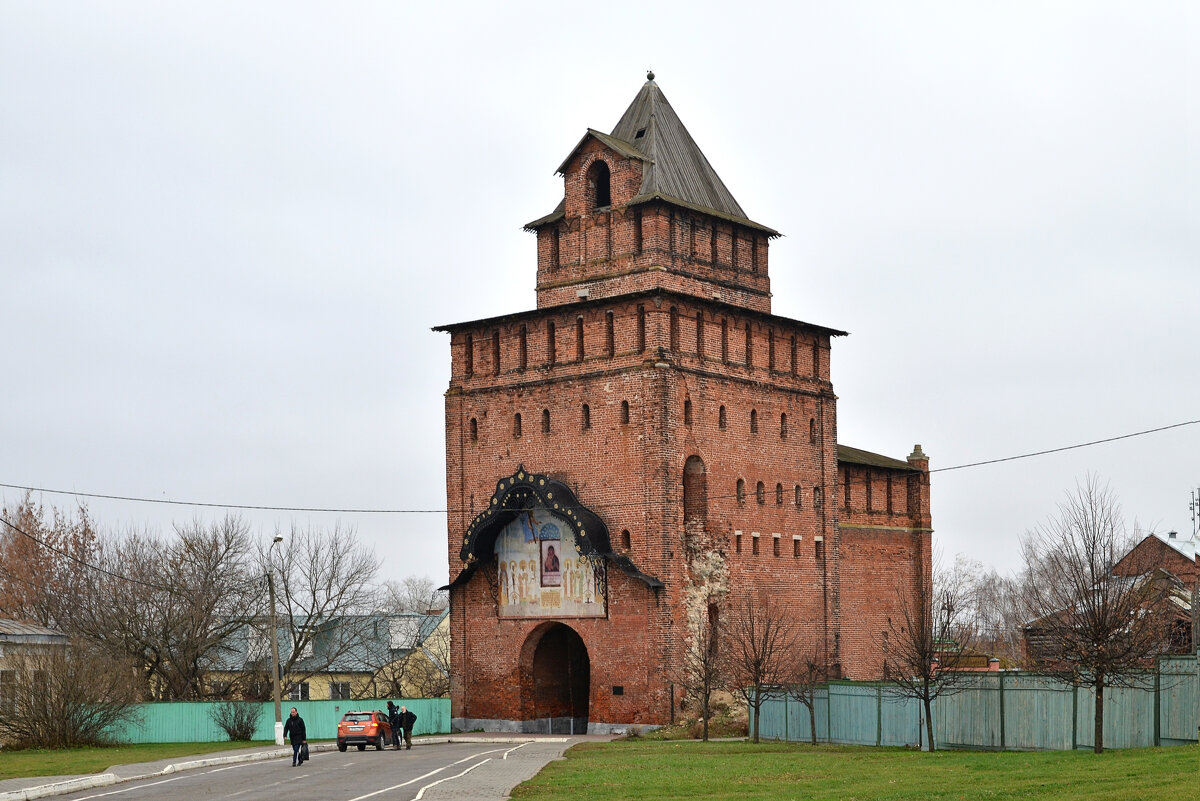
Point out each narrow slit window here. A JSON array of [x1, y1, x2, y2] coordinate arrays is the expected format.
[[775, 483, 783, 505], [541, 409, 550, 434], [637, 305, 646, 352], [750, 409, 758, 434], [756, 481, 765, 505], [547, 322, 556, 365], [669, 307, 679, 352], [582, 403, 591, 430], [780, 413, 788, 439], [605, 311, 615, 357], [718, 405, 727, 430], [576, 316, 585, 362], [469, 418, 478, 442], [464, 335, 474, 378], [492, 330, 500, 376], [721, 319, 729, 362], [736, 479, 745, 504], [744, 323, 753, 367], [620, 400, 630, 424], [696, 312, 705, 357], [513, 413, 522, 438], [518, 325, 528, 371], [684, 399, 693, 426]]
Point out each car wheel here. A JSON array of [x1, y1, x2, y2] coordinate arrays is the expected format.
[[357, 743, 366, 751], [337, 742, 347, 752], [376, 733, 386, 750]]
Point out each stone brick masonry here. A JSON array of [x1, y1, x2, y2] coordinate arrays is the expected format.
[[436, 80, 931, 732]]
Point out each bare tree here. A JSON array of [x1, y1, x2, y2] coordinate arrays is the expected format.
[[379, 575, 447, 614], [958, 558, 1025, 666], [264, 523, 379, 687], [0, 641, 141, 748], [0, 492, 97, 632], [725, 594, 798, 744], [672, 551, 729, 741], [75, 516, 260, 700], [785, 634, 827, 745], [1018, 477, 1174, 753], [880, 552, 974, 751]]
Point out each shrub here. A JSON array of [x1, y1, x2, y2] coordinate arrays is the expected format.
[[0, 642, 141, 749], [210, 700, 262, 741]]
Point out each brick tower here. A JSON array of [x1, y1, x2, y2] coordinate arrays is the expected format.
[[436, 75, 931, 733]]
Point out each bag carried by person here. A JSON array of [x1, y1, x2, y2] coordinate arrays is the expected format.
[[299, 742, 309, 763]]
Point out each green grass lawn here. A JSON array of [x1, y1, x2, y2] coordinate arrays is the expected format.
[[511, 740, 1200, 801], [0, 741, 278, 780]]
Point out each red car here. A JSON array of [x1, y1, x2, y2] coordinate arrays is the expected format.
[[336, 710, 393, 751]]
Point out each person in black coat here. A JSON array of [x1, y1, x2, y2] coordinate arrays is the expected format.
[[398, 705, 417, 750], [282, 707, 307, 766], [387, 701, 401, 750]]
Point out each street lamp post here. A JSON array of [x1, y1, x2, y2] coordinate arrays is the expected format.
[[267, 535, 284, 746]]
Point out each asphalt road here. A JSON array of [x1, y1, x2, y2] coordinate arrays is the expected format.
[[47, 740, 575, 801]]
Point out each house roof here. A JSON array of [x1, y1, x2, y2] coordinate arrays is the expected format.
[[836, 444, 920, 472], [528, 76, 778, 236], [0, 619, 68, 643], [1151, 530, 1198, 562]]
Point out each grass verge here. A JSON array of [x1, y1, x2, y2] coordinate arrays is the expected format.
[[0, 741, 277, 780], [511, 740, 1199, 801]]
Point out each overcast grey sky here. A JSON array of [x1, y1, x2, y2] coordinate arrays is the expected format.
[[3, 2, 1197, 586]]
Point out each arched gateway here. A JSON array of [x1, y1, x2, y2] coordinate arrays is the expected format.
[[522, 622, 590, 734], [444, 467, 661, 733]]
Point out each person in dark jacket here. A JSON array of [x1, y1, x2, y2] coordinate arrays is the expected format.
[[398, 705, 417, 750], [282, 707, 307, 766], [387, 701, 401, 750]]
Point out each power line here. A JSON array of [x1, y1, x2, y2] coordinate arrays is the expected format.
[[2, 418, 1196, 516]]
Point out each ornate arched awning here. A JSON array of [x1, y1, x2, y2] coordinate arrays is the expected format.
[[445, 466, 662, 590]]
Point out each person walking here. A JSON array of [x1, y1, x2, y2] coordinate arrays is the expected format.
[[399, 705, 417, 750], [282, 707, 307, 766], [387, 701, 401, 750]]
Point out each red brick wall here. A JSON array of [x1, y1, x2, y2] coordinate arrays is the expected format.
[[442, 131, 930, 729]]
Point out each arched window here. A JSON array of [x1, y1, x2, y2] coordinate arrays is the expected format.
[[776, 483, 784, 505], [780, 413, 788, 439], [513, 413, 522, 438], [620, 400, 630, 424], [684, 399, 693, 426], [622, 529, 631, 549], [582, 403, 591, 430], [750, 409, 758, 434], [587, 160, 611, 209], [541, 409, 551, 434], [718, 405, 727, 430], [736, 478, 745, 504], [814, 486, 822, 508], [469, 418, 478, 442], [809, 417, 816, 443], [756, 481, 765, 505], [683, 456, 708, 541], [794, 485, 802, 508]]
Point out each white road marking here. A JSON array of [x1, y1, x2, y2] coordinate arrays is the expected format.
[[222, 774, 306, 797], [413, 758, 490, 800], [72, 776, 186, 800], [342, 748, 508, 801], [501, 742, 530, 759]]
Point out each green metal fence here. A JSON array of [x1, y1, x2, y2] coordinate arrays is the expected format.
[[110, 698, 451, 744], [755, 654, 1199, 750]]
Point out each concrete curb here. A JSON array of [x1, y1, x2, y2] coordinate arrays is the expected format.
[[0, 738, 569, 801], [0, 774, 118, 801]]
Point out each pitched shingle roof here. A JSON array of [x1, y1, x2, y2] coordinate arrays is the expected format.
[[837, 444, 920, 472], [528, 77, 778, 236]]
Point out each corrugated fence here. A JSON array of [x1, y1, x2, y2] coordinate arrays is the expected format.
[[754, 655, 1198, 750], [110, 698, 451, 743]]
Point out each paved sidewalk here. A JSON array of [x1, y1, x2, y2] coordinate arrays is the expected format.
[[0, 734, 612, 801]]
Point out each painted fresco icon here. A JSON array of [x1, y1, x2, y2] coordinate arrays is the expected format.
[[520, 510, 541, 542], [539, 522, 560, 540], [541, 541, 562, 587]]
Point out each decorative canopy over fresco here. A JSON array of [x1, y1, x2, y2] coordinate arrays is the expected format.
[[446, 466, 662, 590]]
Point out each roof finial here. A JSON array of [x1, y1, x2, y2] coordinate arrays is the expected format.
[[646, 69, 655, 82]]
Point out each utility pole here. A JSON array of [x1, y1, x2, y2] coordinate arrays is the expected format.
[[268, 535, 284, 746]]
